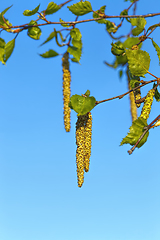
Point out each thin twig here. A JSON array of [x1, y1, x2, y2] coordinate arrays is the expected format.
[[128, 114, 160, 154]]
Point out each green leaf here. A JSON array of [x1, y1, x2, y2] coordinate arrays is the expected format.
[[1, 5, 13, 15], [0, 48, 5, 64], [27, 20, 41, 40], [130, 18, 146, 36], [126, 49, 150, 77], [111, 41, 125, 56], [84, 90, 90, 97], [120, 117, 149, 148], [23, 4, 40, 16], [123, 37, 142, 49], [147, 23, 160, 33], [72, 39, 82, 49], [153, 83, 160, 102], [120, 9, 128, 17], [45, 2, 60, 15], [106, 21, 118, 33], [151, 39, 160, 65], [67, 46, 82, 62], [0, 38, 6, 48], [124, 0, 137, 2], [70, 57, 79, 63], [39, 49, 59, 58], [3, 39, 15, 62], [93, 5, 107, 24], [59, 18, 70, 27], [68, 1, 92, 16], [70, 28, 82, 41], [119, 70, 123, 79], [0, 13, 12, 32], [40, 31, 56, 46], [69, 94, 96, 115]]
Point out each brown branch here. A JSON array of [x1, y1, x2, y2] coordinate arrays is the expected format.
[[128, 115, 160, 154], [59, 0, 73, 8], [2, 13, 160, 31], [95, 79, 158, 105]]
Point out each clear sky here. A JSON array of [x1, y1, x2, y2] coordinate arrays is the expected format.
[[0, 1, 160, 240]]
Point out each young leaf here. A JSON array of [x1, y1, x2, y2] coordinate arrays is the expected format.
[[0, 38, 5, 48], [23, 4, 40, 16], [39, 49, 59, 58], [93, 5, 107, 24], [40, 31, 56, 46], [70, 28, 82, 41], [106, 21, 118, 33], [27, 20, 41, 40], [111, 41, 125, 56], [1, 5, 13, 15], [0, 13, 12, 32], [68, 1, 92, 16], [123, 37, 142, 49], [69, 94, 96, 116], [126, 49, 150, 77], [59, 18, 70, 27], [146, 23, 160, 34], [72, 39, 82, 49], [151, 39, 160, 65], [130, 18, 146, 36], [45, 2, 60, 15], [120, 117, 149, 148], [67, 46, 82, 62], [3, 39, 15, 62]]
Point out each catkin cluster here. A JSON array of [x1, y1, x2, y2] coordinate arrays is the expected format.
[[62, 52, 71, 132], [140, 89, 155, 120], [76, 112, 92, 188]]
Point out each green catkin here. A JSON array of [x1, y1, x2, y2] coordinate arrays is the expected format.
[[133, 82, 141, 108], [84, 112, 92, 173], [76, 115, 85, 188], [62, 52, 71, 132], [140, 89, 155, 120]]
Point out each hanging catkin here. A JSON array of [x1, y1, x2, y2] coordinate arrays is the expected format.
[[76, 115, 85, 187], [140, 89, 155, 120], [62, 52, 71, 132], [84, 112, 92, 173], [75, 112, 92, 187]]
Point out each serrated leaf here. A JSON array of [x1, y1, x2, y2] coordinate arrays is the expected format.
[[151, 39, 160, 65], [40, 31, 56, 46], [93, 5, 107, 24], [3, 39, 15, 62], [120, 117, 149, 148], [23, 4, 40, 16], [1, 5, 13, 15], [70, 28, 82, 41], [72, 39, 82, 49], [68, 1, 92, 16], [45, 2, 60, 15], [27, 20, 41, 40], [126, 49, 150, 77], [123, 37, 142, 49], [69, 94, 96, 115], [130, 18, 146, 36], [39, 49, 59, 58], [67, 46, 81, 62]]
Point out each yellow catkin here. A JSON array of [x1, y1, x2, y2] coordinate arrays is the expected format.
[[140, 89, 155, 120], [62, 52, 71, 132], [84, 112, 92, 173], [76, 115, 85, 188]]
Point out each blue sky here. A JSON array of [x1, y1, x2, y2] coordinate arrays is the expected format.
[[0, 1, 160, 240]]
